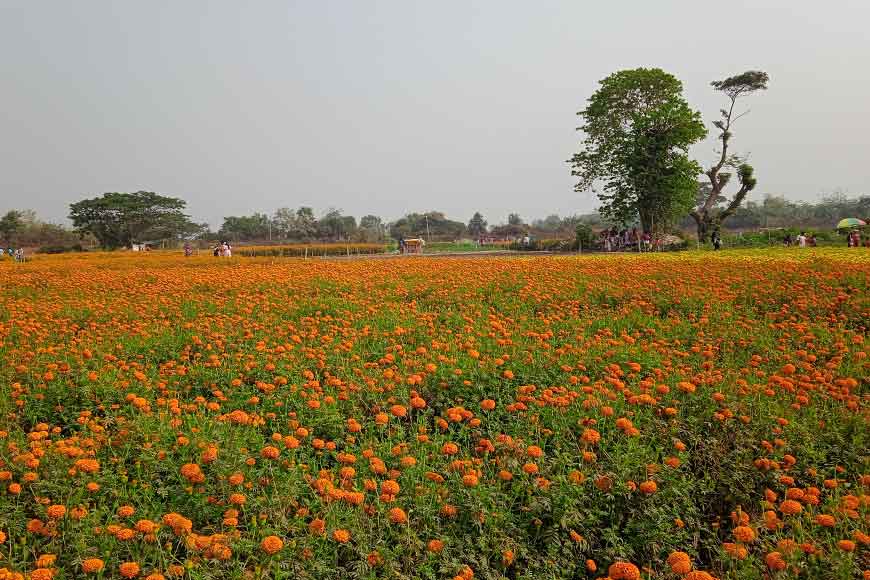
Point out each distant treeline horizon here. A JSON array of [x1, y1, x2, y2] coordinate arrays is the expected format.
[[0, 191, 867, 250]]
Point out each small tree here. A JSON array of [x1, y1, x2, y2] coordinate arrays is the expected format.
[[292, 207, 318, 239], [467, 212, 488, 237], [218, 213, 270, 241], [690, 71, 769, 241], [575, 223, 595, 250], [358, 215, 384, 242], [0, 210, 23, 244]]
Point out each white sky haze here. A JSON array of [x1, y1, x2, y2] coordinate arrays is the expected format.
[[1, 1, 868, 228]]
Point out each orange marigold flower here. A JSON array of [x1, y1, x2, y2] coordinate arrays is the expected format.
[[581, 429, 601, 445], [666, 551, 692, 574], [779, 499, 802, 516], [684, 572, 716, 580], [608, 561, 641, 580], [381, 480, 400, 495], [30, 568, 53, 580], [46, 505, 66, 519], [765, 552, 786, 571], [837, 539, 855, 552], [462, 473, 479, 487], [119, 562, 141, 578], [260, 446, 280, 459], [261, 535, 284, 555], [333, 529, 351, 543], [427, 539, 444, 553], [722, 542, 748, 559], [733, 525, 756, 543], [82, 558, 105, 573], [441, 442, 459, 455], [638, 480, 657, 495], [388, 507, 408, 524]]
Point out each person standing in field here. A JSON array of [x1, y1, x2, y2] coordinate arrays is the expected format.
[[797, 232, 807, 247], [712, 231, 722, 250]]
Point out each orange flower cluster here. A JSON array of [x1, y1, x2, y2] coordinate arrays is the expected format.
[[0, 250, 867, 578]]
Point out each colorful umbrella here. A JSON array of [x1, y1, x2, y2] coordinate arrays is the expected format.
[[836, 218, 866, 229]]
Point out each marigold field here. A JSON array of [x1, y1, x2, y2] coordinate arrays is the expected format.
[[0, 250, 868, 580]]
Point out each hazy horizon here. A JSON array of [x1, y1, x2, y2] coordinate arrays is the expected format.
[[2, 1, 868, 229]]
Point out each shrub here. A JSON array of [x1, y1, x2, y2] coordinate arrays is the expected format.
[[236, 243, 386, 257]]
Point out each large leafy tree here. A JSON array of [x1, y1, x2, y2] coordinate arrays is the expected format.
[[690, 70, 769, 241], [317, 209, 357, 241], [219, 213, 271, 241], [0, 210, 24, 244], [389, 212, 466, 240], [358, 215, 385, 242], [467, 212, 488, 237], [69, 191, 201, 249], [569, 68, 707, 232]]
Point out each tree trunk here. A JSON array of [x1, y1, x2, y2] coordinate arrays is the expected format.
[[639, 209, 653, 234], [690, 211, 710, 243]]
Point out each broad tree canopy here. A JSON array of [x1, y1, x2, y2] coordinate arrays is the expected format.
[[569, 68, 707, 232], [69, 191, 202, 249]]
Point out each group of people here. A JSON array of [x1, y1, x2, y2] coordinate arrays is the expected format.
[[846, 230, 868, 247], [601, 228, 653, 252], [212, 241, 233, 257], [783, 232, 818, 247], [0, 247, 25, 262]]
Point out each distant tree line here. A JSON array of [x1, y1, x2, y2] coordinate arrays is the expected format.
[[0, 209, 93, 251], [685, 192, 870, 231], [2, 189, 865, 251]]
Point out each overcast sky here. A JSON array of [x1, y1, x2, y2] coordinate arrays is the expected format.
[[1, 1, 868, 228]]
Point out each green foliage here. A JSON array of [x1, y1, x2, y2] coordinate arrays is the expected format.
[[569, 68, 707, 232], [219, 213, 271, 240], [0, 210, 24, 243], [69, 191, 202, 249], [467, 212, 488, 237], [693, 71, 769, 240], [684, 192, 870, 231], [317, 209, 357, 241], [575, 223, 595, 249], [358, 215, 385, 243], [37, 243, 86, 254], [389, 212, 466, 240], [710, 70, 769, 98], [235, 243, 386, 257]]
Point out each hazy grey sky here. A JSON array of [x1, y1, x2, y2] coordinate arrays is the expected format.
[[2, 1, 868, 228]]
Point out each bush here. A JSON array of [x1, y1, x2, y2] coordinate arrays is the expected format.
[[37, 244, 86, 254], [509, 238, 577, 252], [575, 223, 596, 250], [236, 243, 387, 257]]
